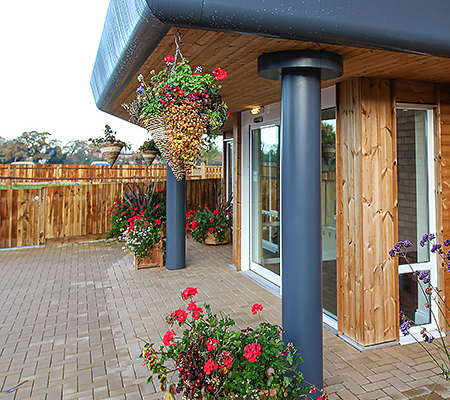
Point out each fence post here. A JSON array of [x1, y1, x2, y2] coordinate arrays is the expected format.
[[201, 163, 206, 179]]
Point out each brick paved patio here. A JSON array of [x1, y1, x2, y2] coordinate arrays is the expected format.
[[0, 240, 449, 399]]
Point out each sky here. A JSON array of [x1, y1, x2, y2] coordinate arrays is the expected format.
[[0, 0, 149, 151]]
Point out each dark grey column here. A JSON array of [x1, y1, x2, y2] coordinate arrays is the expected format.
[[258, 51, 343, 391], [166, 168, 186, 270]]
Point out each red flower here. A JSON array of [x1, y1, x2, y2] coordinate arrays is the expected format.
[[192, 306, 203, 321], [212, 67, 227, 81], [243, 343, 261, 363], [164, 55, 175, 64], [171, 308, 188, 323], [157, 188, 163, 193], [163, 330, 175, 346], [251, 303, 263, 315], [155, 219, 162, 225], [187, 300, 197, 311], [206, 338, 218, 352], [223, 354, 233, 369], [209, 227, 214, 234], [182, 287, 198, 301], [156, 204, 161, 209], [191, 220, 199, 229], [210, 218, 214, 223], [144, 221, 149, 225], [204, 359, 219, 375], [213, 209, 219, 216]]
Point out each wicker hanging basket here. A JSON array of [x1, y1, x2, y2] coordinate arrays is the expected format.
[[98, 142, 124, 168], [141, 149, 159, 166], [142, 116, 186, 181]]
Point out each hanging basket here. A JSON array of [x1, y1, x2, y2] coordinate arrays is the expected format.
[[141, 149, 159, 166], [98, 142, 124, 168], [142, 116, 186, 181]]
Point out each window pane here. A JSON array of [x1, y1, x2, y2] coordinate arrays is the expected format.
[[399, 271, 431, 325], [397, 109, 430, 264]]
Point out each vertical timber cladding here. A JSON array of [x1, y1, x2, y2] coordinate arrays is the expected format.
[[439, 83, 450, 323], [338, 78, 398, 346]]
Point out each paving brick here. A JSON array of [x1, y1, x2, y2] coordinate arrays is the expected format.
[[1, 240, 448, 399]]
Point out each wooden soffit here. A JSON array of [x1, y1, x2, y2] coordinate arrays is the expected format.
[[110, 27, 450, 121]]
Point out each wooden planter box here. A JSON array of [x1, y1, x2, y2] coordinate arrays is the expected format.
[[133, 241, 163, 269], [204, 228, 231, 245]]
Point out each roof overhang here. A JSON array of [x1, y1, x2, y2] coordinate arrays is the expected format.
[[91, 0, 450, 120]]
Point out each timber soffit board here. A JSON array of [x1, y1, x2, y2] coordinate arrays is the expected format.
[[91, 0, 450, 121]]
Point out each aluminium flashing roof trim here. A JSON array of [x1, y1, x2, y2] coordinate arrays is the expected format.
[[91, 0, 450, 113], [90, 0, 169, 112]]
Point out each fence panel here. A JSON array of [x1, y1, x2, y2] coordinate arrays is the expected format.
[[0, 178, 222, 248]]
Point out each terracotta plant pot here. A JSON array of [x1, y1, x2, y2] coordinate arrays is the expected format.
[[98, 142, 124, 168], [133, 241, 163, 269], [142, 149, 159, 165], [204, 228, 231, 245]]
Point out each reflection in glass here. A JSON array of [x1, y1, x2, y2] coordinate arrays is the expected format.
[[397, 109, 430, 264], [251, 126, 280, 276], [321, 109, 337, 319], [399, 271, 432, 325]]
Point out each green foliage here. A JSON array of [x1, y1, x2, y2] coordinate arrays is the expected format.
[[139, 289, 307, 400], [89, 125, 128, 148], [321, 121, 336, 145]]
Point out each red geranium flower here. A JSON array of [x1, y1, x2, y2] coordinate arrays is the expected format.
[[182, 287, 198, 301], [212, 67, 227, 81], [213, 209, 219, 216], [164, 55, 175, 64], [204, 359, 219, 375], [243, 343, 261, 363], [210, 218, 214, 223], [251, 303, 264, 315], [191, 220, 199, 229], [209, 227, 214, 234], [155, 219, 162, 225], [162, 330, 175, 346]]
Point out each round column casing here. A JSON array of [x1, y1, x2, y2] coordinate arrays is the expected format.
[[257, 50, 343, 391], [166, 168, 186, 270]]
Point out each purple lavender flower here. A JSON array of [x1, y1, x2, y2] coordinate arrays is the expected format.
[[195, 66, 203, 74], [422, 332, 434, 343], [400, 320, 412, 336], [431, 243, 442, 253], [444, 238, 450, 247], [447, 261, 450, 273], [419, 270, 430, 284], [413, 270, 420, 276], [420, 233, 436, 247], [403, 240, 412, 247], [136, 85, 144, 94]]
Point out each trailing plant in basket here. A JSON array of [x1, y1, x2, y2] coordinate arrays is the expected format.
[[89, 124, 128, 148], [139, 139, 160, 154], [138, 288, 311, 400], [122, 42, 229, 178]]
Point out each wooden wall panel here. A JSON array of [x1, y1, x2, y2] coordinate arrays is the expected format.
[[338, 78, 397, 346], [395, 80, 436, 104]]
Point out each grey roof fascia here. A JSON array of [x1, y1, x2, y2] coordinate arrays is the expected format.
[[91, 0, 450, 113]]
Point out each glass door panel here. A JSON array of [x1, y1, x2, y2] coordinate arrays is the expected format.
[[321, 109, 337, 320], [250, 126, 280, 285], [397, 107, 436, 334]]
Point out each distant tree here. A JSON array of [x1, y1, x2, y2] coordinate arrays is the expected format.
[[0, 138, 29, 163], [199, 141, 221, 165], [63, 140, 96, 164]]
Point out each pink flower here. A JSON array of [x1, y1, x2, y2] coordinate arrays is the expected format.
[[243, 343, 261, 363], [204, 359, 219, 375], [181, 287, 198, 301], [251, 303, 264, 315], [163, 330, 175, 346]]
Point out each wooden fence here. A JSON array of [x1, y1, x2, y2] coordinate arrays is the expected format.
[[0, 179, 222, 248], [0, 163, 222, 183]]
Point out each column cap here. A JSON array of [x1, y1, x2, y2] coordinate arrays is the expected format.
[[258, 50, 343, 81]]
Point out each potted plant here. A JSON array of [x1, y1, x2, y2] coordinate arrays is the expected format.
[[139, 139, 160, 165], [122, 47, 230, 180], [186, 205, 232, 245], [121, 216, 164, 269], [138, 287, 321, 400], [89, 125, 128, 167]]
